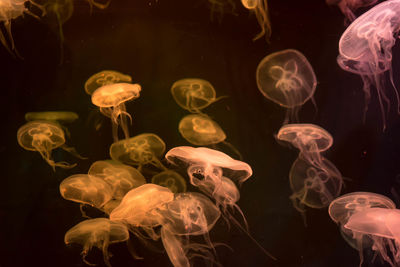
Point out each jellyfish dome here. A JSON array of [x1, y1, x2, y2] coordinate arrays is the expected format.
[[25, 111, 78, 123], [85, 70, 132, 95], [151, 170, 187, 193]]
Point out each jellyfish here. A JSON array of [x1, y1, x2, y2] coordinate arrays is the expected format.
[[110, 133, 167, 172], [85, 70, 132, 95], [207, 0, 236, 22], [256, 49, 317, 123], [88, 160, 146, 200], [17, 120, 77, 170], [151, 170, 187, 193], [337, 0, 400, 130], [326, 0, 378, 24], [241, 0, 271, 41], [25, 111, 78, 124], [171, 78, 225, 114], [64, 218, 129, 267], [91, 83, 141, 142]]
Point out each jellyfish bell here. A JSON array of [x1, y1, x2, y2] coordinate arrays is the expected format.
[[326, 0, 378, 24], [241, 0, 271, 41], [151, 170, 187, 193], [256, 49, 317, 123], [85, 70, 132, 95], [25, 111, 78, 124], [64, 218, 129, 267]]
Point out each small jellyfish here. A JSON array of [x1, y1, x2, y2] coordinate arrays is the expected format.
[[241, 0, 271, 41], [256, 49, 317, 123], [110, 133, 167, 172], [25, 111, 78, 124], [92, 83, 141, 142], [88, 160, 146, 200], [17, 120, 77, 170], [151, 170, 187, 193], [326, 0, 378, 24], [64, 218, 129, 267], [171, 78, 225, 113], [207, 0, 237, 22], [337, 0, 400, 129], [85, 70, 132, 95]]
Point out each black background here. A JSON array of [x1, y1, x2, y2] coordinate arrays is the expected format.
[[2, 0, 400, 266]]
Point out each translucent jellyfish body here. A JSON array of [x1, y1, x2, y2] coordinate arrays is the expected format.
[[326, 0, 378, 24], [25, 111, 78, 123], [171, 79, 223, 113], [85, 70, 132, 95], [256, 49, 317, 123], [64, 218, 129, 267], [110, 133, 167, 172], [337, 0, 400, 129], [92, 83, 141, 142], [241, 0, 271, 41], [207, 0, 236, 22], [88, 160, 146, 200], [151, 170, 187, 193], [17, 120, 76, 170]]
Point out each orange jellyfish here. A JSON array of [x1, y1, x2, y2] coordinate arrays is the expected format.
[[337, 0, 400, 130], [241, 0, 271, 41], [151, 170, 187, 193], [17, 120, 77, 170], [256, 49, 317, 123], [326, 0, 378, 24], [25, 111, 78, 123], [64, 218, 129, 267], [85, 70, 132, 95], [91, 83, 141, 142]]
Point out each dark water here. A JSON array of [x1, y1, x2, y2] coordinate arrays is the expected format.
[[3, 0, 400, 266]]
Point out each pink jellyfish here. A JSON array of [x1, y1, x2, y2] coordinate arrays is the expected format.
[[326, 0, 378, 24], [241, 0, 271, 41], [337, 0, 400, 129]]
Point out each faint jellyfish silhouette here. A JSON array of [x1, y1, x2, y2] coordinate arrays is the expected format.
[[241, 0, 271, 41], [84, 0, 110, 10], [337, 0, 400, 130], [110, 133, 167, 172], [151, 170, 187, 193], [256, 49, 317, 123], [88, 160, 146, 200], [326, 0, 378, 24], [171, 78, 225, 113], [25, 111, 78, 123], [85, 70, 132, 95], [92, 83, 141, 142], [64, 218, 129, 267], [17, 120, 77, 170], [207, 0, 236, 22]]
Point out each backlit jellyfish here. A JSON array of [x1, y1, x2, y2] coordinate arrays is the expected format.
[[17, 120, 77, 170], [92, 83, 141, 142], [64, 218, 129, 267], [110, 133, 167, 172], [171, 78, 225, 113], [337, 0, 400, 130], [88, 160, 146, 200], [256, 49, 317, 123], [25, 111, 78, 124], [326, 0, 378, 24], [85, 70, 132, 95], [241, 0, 271, 41], [151, 170, 187, 193]]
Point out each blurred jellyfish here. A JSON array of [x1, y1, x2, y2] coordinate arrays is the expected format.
[[151, 170, 187, 193], [241, 0, 271, 41], [207, 0, 236, 22], [337, 0, 400, 129], [64, 218, 129, 267], [17, 120, 77, 170], [25, 111, 78, 123], [92, 83, 141, 142], [85, 70, 132, 95], [326, 0, 378, 24], [84, 0, 110, 10], [256, 49, 317, 123], [110, 133, 167, 172], [88, 160, 146, 200], [171, 78, 225, 113]]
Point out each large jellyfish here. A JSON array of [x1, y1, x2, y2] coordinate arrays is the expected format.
[[85, 70, 132, 95], [326, 0, 378, 24], [241, 0, 271, 41], [337, 0, 400, 129], [256, 49, 317, 123], [91, 83, 141, 142], [151, 170, 187, 193], [64, 218, 129, 267]]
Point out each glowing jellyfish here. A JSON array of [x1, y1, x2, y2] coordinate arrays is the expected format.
[[110, 133, 167, 172], [326, 0, 378, 24], [64, 218, 129, 267], [241, 0, 271, 41], [171, 78, 224, 113], [256, 49, 317, 123], [92, 83, 141, 142], [85, 70, 132, 95], [17, 120, 77, 170], [88, 160, 146, 200], [151, 170, 187, 193], [337, 0, 400, 129], [25, 111, 78, 123]]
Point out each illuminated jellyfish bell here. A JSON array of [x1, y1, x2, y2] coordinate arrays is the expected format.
[[85, 70, 132, 95], [329, 192, 395, 250], [64, 218, 129, 267], [337, 0, 400, 129], [92, 83, 141, 142], [25, 111, 78, 124], [17, 120, 76, 170], [88, 160, 146, 200], [256, 49, 317, 123], [241, 0, 271, 41], [151, 170, 187, 193], [171, 78, 223, 113], [326, 0, 378, 24], [110, 133, 167, 172]]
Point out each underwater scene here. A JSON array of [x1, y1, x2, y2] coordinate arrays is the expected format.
[[4, 0, 400, 266]]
